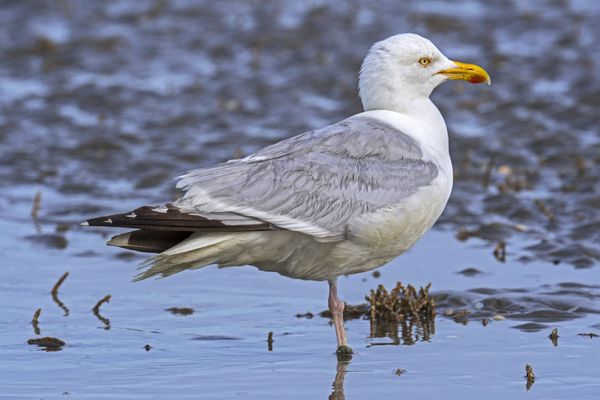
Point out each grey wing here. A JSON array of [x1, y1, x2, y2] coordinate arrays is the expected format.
[[175, 116, 439, 242]]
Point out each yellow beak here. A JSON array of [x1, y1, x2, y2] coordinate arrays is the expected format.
[[438, 61, 491, 85]]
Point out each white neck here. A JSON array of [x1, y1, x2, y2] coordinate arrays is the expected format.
[[403, 97, 448, 153], [363, 94, 449, 154]]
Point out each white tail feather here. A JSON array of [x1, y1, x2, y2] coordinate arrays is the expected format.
[[134, 233, 234, 281]]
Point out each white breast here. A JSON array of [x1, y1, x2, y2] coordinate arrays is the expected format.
[[327, 108, 453, 277]]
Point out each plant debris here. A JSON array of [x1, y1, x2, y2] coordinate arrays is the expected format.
[[28, 336, 65, 350], [166, 307, 194, 316], [394, 368, 406, 376], [497, 173, 529, 193], [267, 331, 274, 351], [493, 241, 507, 262], [525, 364, 535, 390], [365, 282, 435, 345], [51, 272, 70, 316], [31, 191, 42, 219], [367, 282, 435, 322], [578, 332, 599, 338], [549, 328, 559, 346], [295, 312, 314, 319], [534, 199, 555, 222], [456, 228, 481, 241], [31, 308, 41, 335], [92, 295, 111, 329]]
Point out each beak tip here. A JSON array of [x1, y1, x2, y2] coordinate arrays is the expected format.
[[444, 60, 491, 87]]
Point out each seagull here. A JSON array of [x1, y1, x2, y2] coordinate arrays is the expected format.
[[83, 33, 490, 356]]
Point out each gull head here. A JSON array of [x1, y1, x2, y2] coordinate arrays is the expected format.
[[359, 33, 490, 112]]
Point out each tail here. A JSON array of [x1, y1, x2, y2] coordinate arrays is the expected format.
[[108, 230, 193, 253], [83, 203, 278, 280], [132, 232, 235, 281]]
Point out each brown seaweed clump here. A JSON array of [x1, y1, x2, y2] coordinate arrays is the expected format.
[[27, 337, 65, 351], [366, 282, 436, 345]]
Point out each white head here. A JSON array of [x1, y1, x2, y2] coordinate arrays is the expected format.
[[359, 33, 490, 112]]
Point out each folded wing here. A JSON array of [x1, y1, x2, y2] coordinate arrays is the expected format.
[[174, 116, 439, 242]]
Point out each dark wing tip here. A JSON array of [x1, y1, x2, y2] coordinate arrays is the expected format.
[[83, 205, 275, 232]]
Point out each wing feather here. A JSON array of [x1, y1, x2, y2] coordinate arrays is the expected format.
[[84, 205, 275, 232], [175, 115, 438, 241]]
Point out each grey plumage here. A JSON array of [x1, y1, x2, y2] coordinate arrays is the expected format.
[[176, 115, 438, 241]]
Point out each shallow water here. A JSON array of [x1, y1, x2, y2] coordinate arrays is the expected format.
[[1, 0, 599, 399]]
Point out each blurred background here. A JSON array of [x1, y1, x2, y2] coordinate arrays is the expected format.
[[1, 1, 599, 399]]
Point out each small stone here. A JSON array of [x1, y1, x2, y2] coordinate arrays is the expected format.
[[144, 344, 152, 351], [493, 314, 506, 321], [497, 165, 512, 175], [513, 223, 529, 232], [443, 308, 454, 317]]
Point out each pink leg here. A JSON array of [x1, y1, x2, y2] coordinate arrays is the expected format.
[[328, 279, 352, 355]]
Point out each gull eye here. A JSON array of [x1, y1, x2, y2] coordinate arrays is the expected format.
[[418, 57, 432, 67]]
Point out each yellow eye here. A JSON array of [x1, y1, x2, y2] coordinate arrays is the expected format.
[[418, 57, 432, 67]]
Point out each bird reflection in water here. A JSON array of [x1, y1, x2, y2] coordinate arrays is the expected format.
[[327, 314, 433, 399], [329, 357, 351, 400]]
